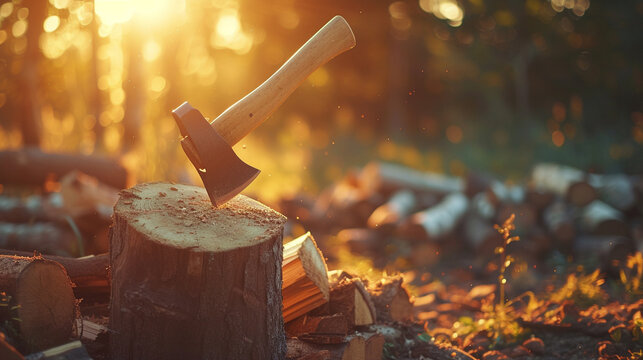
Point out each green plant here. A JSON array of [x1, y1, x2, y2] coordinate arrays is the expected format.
[[0, 291, 21, 341], [490, 214, 521, 344], [550, 269, 607, 308], [445, 215, 530, 347], [633, 311, 643, 344], [620, 252, 643, 300]]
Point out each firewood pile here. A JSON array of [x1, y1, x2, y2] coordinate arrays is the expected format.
[[277, 161, 643, 273], [1, 153, 643, 359]]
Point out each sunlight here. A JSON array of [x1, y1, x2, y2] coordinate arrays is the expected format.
[[211, 8, 253, 54], [43, 15, 61, 33], [419, 0, 464, 27], [94, 0, 185, 26], [216, 11, 241, 42]]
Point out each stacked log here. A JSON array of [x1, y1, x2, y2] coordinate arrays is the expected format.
[[0, 171, 119, 257], [277, 161, 642, 269], [0, 255, 77, 352]]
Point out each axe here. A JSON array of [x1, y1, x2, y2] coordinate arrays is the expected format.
[[172, 16, 356, 207]]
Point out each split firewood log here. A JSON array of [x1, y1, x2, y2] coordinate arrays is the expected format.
[[278, 194, 316, 225], [543, 201, 576, 245], [309, 270, 376, 330], [0, 222, 76, 257], [59, 171, 118, 220], [495, 202, 537, 231], [286, 332, 384, 360], [312, 179, 383, 229], [366, 190, 415, 230], [531, 163, 596, 206], [580, 200, 628, 236], [588, 174, 637, 212], [525, 187, 556, 212], [283, 232, 330, 323], [573, 235, 635, 271], [399, 192, 468, 241], [488, 181, 525, 204], [368, 276, 413, 323], [0, 255, 76, 352], [110, 183, 287, 360], [336, 228, 383, 256], [463, 215, 502, 255], [0, 250, 109, 296], [359, 162, 464, 197], [469, 192, 497, 220], [285, 313, 350, 337], [0, 147, 127, 189]]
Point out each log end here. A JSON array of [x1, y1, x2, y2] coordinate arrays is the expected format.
[[11, 257, 76, 351], [114, 183, 286, 252]]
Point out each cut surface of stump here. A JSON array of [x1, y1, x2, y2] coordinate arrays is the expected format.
[[283, 232, 330, 322], [110, 183, 287, 360], [0, 255, 76, 352]]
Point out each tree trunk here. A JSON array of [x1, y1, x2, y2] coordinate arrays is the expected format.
[[16, 0, 47, 146], [399, 192, 469, 241], [531, 163, 596, 207], [0, 250, 109, 294], [367, 189, 416, 230], [0, 255, 76, 352], [0, 148, 128, 189], [360, 162, 464, 197], [109, 183, 287, 360], [0, 222, 77, 257]]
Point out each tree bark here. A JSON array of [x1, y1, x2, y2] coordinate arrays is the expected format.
[[0, 250, 109, 295], [399, 192, 469, 242], [0, 222, 77, 257], [531, 163, 596, 207], [359, 162, 464, 197], [16, 0, 47, 146], [109, 183, 287, 360], [0, 148, 127, 189], [367, 189, 416, 230], [0, 255, 76, 352], [368, 276, 413, 323]]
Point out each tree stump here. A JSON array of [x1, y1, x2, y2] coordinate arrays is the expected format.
[[109, 183, 287, 360]]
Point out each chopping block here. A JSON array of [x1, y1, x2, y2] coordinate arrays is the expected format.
[[109, 183, 287, 360]]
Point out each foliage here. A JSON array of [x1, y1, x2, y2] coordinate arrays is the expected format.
[[443, 215, 532, 347], [620, 252, 643, 301], [488, 214, 522, 344], [0, 292, 21, 342], [382, 342, 397, 360], [633, 311, 643, 344], [494, 214, 520, 309], [550, 269, 608, 308]]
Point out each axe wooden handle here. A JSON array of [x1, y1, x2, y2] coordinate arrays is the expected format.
[[213, 15, 355, 146]]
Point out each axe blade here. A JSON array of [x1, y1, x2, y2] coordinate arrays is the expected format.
[[172, 102, 259, 207]]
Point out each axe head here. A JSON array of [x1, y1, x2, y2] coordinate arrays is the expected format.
[[172, 102, 259, 207]]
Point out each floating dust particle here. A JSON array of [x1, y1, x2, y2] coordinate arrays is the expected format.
[[159, 192, 167, 197]]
